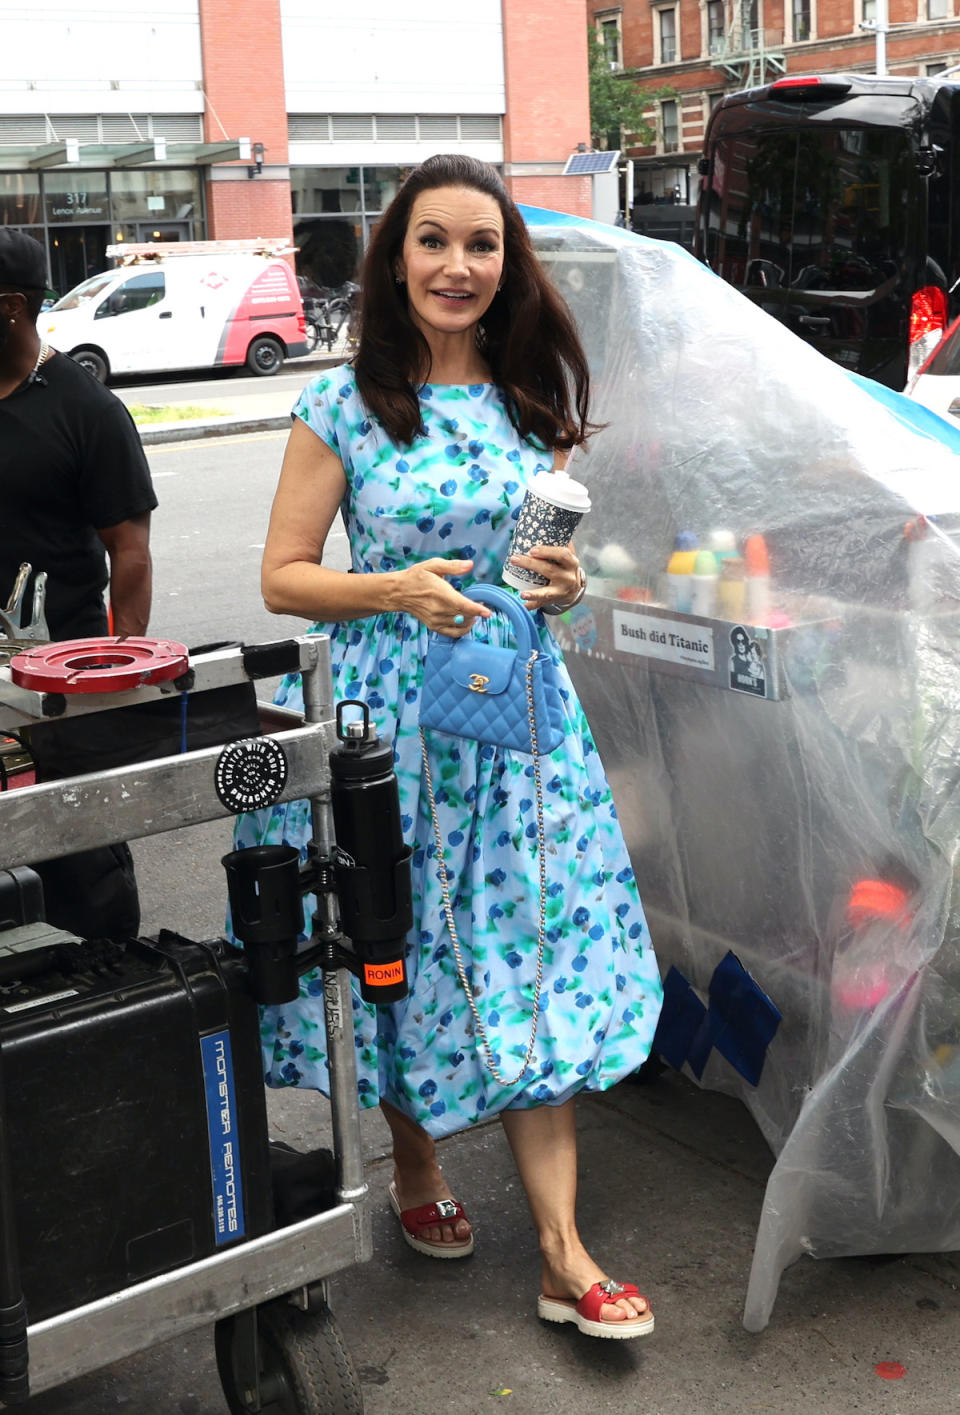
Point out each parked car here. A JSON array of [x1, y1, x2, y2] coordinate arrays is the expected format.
[[907, 313, 960, 422]]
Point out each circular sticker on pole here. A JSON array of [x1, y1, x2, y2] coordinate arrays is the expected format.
[[214, 737, 288, 814]]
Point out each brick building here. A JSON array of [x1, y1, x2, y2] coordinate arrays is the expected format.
[[1, 1, 591, 296], [589, 0, 960, 217]]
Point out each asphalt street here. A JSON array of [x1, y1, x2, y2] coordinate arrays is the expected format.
[[16, 421, 960, 1414]]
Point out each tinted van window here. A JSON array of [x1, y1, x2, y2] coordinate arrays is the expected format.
[[703, 125, 913, 292], [94, 271, 166, 319]]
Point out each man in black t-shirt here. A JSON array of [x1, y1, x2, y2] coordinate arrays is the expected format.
[[0, 232, 156, 639], [0, 230, 158, 936]]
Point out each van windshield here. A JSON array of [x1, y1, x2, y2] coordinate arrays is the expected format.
[[703, 123, 915, 292], [51, 273, 117, 311]]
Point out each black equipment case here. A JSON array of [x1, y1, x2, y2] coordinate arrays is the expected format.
[[0, 638, 370, 1412], [1, 928, 273, 1324]]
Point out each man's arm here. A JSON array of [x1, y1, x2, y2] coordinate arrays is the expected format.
[[97, 512, 152, 636]]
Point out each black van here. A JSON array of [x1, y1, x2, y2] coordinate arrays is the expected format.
[[695, 73, 958, 390]]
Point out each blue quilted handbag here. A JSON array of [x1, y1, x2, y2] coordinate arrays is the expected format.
[[418, 584, 565, 756]]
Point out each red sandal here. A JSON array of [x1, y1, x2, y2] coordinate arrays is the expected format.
[[388, 1180, 475, 1259], [538, 1279, 655, 1339]]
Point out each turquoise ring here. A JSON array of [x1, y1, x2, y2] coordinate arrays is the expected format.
[[453, 614, 465, 626]]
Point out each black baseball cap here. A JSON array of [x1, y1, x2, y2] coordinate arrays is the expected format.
[[0, 230, 48, 290]]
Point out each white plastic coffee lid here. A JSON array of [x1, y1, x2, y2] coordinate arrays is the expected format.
[[529, 468, 591, 512]]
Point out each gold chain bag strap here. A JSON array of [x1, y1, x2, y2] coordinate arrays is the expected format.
[[419, 649, 547, 1088]]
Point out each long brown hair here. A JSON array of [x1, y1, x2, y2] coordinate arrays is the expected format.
[[354, 154, 592, 451]]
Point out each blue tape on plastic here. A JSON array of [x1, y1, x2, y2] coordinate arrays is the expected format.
[[653, 966, 708, 1073], [653, 954, 781, 1086], [200, 1029, 246, 1244], [845, 370, 960, 455], [705, 951, 782, 1088]]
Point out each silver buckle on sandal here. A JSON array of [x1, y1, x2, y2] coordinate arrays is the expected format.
[[435, 1199, 459, 1219], [598, 1279, 626, 1297]]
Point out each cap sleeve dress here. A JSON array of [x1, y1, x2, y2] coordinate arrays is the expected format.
[[231, 365, 662, 1139]]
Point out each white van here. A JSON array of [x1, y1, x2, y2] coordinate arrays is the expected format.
[[41, 239, 308, 382]]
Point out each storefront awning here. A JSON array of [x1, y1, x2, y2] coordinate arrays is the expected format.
[[0, 139, 253, 172]]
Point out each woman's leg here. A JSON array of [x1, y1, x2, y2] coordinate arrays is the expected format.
[[380, 1099, 472, 1246], [500, 1099, 650, 1323]]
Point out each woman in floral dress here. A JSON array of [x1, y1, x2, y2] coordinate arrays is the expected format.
[[238, 154, 662, 1339]]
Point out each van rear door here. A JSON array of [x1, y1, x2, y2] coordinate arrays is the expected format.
[[699, 93, 922, 387]]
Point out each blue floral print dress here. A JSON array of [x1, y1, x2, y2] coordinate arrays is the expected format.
[[232, 365, 662, 1140]]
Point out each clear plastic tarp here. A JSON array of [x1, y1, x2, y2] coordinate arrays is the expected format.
[[523, 208, 960, 1331]]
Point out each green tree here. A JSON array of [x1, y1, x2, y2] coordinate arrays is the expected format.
[[587, 29, 674, 150]]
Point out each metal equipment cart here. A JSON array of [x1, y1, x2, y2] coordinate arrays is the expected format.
[[0, 634, 372, 1413]]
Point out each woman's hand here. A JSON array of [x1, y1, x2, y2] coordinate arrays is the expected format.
[[392, 558, 491, 637], [509, 543, 582, 613]]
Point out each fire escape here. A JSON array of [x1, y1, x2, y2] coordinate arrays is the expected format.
[[714, 0, 786, 87]]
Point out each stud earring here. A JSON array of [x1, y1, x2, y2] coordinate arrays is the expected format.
[[395, 274, 404, 286]]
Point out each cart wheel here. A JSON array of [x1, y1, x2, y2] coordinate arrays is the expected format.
[[215, 1299, 364, 1415]]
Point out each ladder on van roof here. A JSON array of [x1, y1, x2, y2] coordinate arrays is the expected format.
[[105, 238, 296, 264]]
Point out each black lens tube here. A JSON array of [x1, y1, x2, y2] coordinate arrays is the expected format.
[[222, 845, 304, 1005]]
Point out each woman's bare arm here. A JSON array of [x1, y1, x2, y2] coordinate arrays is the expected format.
[[261, 418, 489, 633]]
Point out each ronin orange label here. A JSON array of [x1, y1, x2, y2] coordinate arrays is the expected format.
[[363, 959, 405, 987]]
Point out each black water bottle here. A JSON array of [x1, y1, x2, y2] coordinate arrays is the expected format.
[[329, 700, 413, 1004]]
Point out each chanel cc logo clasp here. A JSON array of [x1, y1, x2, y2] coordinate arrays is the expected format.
[[468, 673, 490, 693]]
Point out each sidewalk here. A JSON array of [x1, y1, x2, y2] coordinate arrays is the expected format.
[[21, 817, 960, 1415], [116, 354, 340, 445]]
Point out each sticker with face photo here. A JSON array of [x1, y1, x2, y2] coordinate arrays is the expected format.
[[729, 625, 767, 697]]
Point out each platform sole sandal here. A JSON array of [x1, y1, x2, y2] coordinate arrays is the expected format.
[[537, 1280, 655, 1340], [388, 1180, 475, 1259]]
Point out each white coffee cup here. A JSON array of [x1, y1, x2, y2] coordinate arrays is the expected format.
[[502, 470, 592, 590]]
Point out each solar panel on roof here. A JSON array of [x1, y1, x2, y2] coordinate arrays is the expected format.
[[562, 150, 620, 175]]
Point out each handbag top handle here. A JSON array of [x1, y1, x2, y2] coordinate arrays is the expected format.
[[458, 583, 540, 655]]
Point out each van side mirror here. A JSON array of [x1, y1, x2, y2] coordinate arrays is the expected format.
[[697, 156, 712, 176]]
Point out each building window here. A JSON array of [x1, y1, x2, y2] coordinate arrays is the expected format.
[[289, 164, 419, 290], [661, 99, 680, 151], [926, 60, 949, 73], [596, 11, 623, 68], [658, 7, 678, 62], [927, 0, 949, 18], [110, 169, 200, 227], [707, 0, 725, 53], [792, 0, 812, 38], [0, 173, 41, 227], [862, 0, 876, 22], [707, 91, 725, 115]]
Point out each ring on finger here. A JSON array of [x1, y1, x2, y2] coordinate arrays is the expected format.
[[453, 613, 465, 626]]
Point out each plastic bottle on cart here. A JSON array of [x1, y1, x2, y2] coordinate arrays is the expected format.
[[665, 532, 698, 613], [708, 529, 738, 566], [717, 554, 746, 620], [689, 550, 719, 617], [744, 534, 771, 623]]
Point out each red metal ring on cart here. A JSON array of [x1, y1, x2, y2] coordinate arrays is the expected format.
[[9, 637, 190, 694]]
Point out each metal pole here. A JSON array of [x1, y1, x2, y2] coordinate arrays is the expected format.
[[300, 640, 368, 1214], [0, 1046, 29, 1403], [874, 0, 888, 75]]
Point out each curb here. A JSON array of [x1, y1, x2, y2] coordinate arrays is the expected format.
[[139, 414, 291, 445]]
